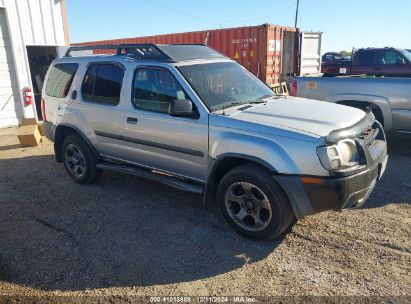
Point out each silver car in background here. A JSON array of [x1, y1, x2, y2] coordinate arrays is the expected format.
[[291, 76, 411, 135]]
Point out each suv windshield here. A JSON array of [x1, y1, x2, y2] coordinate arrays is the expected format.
[[178, 61, 276, 112], [399, 49, 411, 62]]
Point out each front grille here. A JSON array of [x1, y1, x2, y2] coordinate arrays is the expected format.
[[357, 127, 373, 140], [356, 122, 385, 161]]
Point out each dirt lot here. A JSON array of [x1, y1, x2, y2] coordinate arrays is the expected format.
[[0, 127, 410, 301]]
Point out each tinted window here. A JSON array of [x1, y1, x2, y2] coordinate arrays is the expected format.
[[94, 64, 123, 103], [377, 51, 404, 64], [357, 51, 374, 65], [132, 68, 189, 114], [81, 64, 97, 101], [81, 63, 124, 105], [45, 63, 78, 98]]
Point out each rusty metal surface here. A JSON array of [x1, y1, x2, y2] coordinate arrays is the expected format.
[[73, 24, 299, 85]]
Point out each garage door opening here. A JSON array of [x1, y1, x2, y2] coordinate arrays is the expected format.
[[26, 46, 58, 120]]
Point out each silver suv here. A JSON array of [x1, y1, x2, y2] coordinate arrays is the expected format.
[[42, 44, 388, 240]]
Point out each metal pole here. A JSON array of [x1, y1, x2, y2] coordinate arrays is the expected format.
[[294, 0, 300, 28]]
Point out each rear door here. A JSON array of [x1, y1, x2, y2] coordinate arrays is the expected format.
[[43, 62, 79, 124], [71, 62, 127, 158], [352, 50, 376, 74]]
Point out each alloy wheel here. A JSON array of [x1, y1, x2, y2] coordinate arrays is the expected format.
[[224, 182, 273, 232]]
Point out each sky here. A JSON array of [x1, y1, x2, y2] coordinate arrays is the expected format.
[[66, 0, 410, 53]]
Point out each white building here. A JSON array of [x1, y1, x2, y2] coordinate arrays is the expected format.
[[0, 0, 69, 127]]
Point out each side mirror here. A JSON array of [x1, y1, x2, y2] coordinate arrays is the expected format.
[[396, 58, 406, 65], [169, 99, 193, 117]]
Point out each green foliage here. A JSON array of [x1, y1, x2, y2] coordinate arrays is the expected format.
[[340, 50, 352, 57]]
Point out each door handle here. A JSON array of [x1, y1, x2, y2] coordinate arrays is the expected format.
[[127, 117, 138, 124]]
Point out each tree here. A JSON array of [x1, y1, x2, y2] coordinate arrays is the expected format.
[[340, 50, 352, 57]]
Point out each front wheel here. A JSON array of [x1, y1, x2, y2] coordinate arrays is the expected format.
[[217, 164, 294, 240]]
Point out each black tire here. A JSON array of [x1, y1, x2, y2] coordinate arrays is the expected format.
[[372, 109, 384, 127], [217, 164, 294, 240], [62, 134, 102, 184]]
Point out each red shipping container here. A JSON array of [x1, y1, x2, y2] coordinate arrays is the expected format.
[[73, 24, 301, 85]]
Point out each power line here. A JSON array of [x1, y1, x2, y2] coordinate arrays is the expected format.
[[142, 0, 279, 23]]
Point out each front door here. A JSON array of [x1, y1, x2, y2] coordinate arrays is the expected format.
[[120, 66, 208, 182], [374, 49, 411, 76], [73, 62, 127, 159]]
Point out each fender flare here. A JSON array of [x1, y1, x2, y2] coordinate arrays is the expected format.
[[326, 93, 393, 130], [204, 153, 313, 219], [54, 123, 99, 162]]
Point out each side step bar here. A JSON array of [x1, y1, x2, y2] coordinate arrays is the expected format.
[[96, 162, 204, 194]]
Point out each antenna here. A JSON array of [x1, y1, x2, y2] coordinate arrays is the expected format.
[[294, 0, 300, 28]]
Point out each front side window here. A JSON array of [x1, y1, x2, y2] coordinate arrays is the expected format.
[[81, 63, 124, 105], [377, 51, 406, 65], [178, 61, 275, 112], [45, 63, 78, 98], [132, 67, 189, 114]]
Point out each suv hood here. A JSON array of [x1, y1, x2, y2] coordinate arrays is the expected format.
[[230, 96, 366, 137]]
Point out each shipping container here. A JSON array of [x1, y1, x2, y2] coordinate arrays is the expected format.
[[73, 24, 322, 86]]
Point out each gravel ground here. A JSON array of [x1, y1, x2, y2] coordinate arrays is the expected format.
[[0, 127, 410, 302]]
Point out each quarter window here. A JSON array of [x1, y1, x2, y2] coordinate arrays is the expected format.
[[132, 67, 189, 114], [81, 64, 97, 101], [45, 63, 78, 98], [81, 63, 124, 105]]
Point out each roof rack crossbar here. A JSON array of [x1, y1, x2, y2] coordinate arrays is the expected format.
[[64, 43, 175, 61]]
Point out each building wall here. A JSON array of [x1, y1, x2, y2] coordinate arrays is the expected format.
[[0, 0, 68, 127]]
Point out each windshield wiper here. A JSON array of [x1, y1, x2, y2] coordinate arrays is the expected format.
[[214, 97, 273, 113], [259, 94, 275, 99], [260, 94, 284, 101], [247, 100, 266, 104], [222, 100, 264, 110], [223, 101, 244, 108]]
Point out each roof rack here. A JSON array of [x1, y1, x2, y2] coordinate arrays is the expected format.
[[65, 43, 226, 62], [64, 43, 175, 62]]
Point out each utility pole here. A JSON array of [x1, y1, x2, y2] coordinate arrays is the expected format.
[[294, 0, 300, 28]]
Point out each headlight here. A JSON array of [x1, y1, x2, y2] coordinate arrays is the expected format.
[[317, 139, 360, 171]]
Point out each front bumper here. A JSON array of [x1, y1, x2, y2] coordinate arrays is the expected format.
[[302, 154, 388, 212], [275, 119, 388, 218]]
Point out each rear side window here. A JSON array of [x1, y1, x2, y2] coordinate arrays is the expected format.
[[45, 63, 78, 98], [356, 51, 374, 65], [81, 63, 124, 105]]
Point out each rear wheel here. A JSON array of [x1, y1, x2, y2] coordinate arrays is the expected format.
[[62, 134, 102, 184], [217, 164, 294, 240]]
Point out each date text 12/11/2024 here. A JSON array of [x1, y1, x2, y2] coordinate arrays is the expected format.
[[149, 296, 257, 303]]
